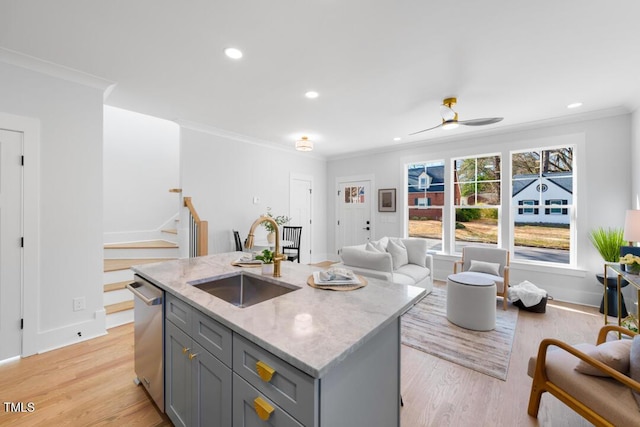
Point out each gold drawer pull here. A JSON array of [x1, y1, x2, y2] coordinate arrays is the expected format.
[[253, 397, 274, 421], [189, 352, 199, 360], [182, 347, 190, 354], [256, 360, 275, 382]]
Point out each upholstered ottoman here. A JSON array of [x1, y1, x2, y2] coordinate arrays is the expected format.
[[446, 272, 496, 331]]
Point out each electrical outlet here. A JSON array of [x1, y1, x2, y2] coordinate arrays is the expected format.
[[73, 297, 85, 312]]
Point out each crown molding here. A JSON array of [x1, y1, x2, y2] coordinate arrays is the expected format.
[[327, 106, 632, 161], [175, 119, 326, 161], [0, 47, 116, 98]]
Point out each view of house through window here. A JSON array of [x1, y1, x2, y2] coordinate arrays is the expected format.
[[453, 155, 501, 253], [511, 147, 573, 264], [406, 146, 574, 265], [407, 161, 445, 251]]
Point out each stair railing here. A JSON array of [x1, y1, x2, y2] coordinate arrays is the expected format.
[[183, 196, 208, 257]]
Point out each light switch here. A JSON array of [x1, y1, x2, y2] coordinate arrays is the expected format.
[[253, 196, 260, 204]]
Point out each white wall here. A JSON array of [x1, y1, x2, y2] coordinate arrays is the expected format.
[[327, 113, 633, 307], [103, 106, 180, 242], [180, 125, 328, 262], [0, 59, 108, 354], [632, 109, 640, 209]]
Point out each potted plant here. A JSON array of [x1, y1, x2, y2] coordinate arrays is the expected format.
[[588, 226, 628, 317], [262, 207, 291, 243], [589, 227, 625, 263], [255, 248, 275, 275]]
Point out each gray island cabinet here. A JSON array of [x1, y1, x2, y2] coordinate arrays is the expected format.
[[132, 252, 425, 427]]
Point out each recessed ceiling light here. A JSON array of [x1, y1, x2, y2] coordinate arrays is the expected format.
[[305, 91, 319, 99], [224, 47, 243, 59], [393, 137, 401, 141], [567, 102, 583, 109]]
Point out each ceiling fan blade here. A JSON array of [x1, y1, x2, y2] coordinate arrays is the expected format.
[[459, 117, 503, 126], [409, 123, 442, 135], [440, 104, 456, 121]]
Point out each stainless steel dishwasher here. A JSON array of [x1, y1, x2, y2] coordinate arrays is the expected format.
[[126, 274, 164, 412]]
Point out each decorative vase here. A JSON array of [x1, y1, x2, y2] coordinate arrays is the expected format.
[[267, 231, 276, 244], [261, 263, 274, 275]]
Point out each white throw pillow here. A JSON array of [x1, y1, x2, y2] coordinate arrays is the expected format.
[[468, 260, 501, 276], [369, 238, 387, 252], [365, 241, 385, 253], [387, 238, 409, 270], [574, 339, 632, 377]]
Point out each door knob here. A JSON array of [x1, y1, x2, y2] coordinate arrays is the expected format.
[[363, 227, 370, 230]]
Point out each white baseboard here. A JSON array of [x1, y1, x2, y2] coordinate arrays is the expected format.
[[36, 310, 107, 354]]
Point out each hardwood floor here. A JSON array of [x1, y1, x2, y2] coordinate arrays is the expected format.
[[0, 281, 605, 426]]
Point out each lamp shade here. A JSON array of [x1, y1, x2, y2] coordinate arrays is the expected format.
[[295, 136, 313, 152], [623, 210, 640, 243]]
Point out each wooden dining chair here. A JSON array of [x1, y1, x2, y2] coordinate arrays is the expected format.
[[282, 226, 302, 263]]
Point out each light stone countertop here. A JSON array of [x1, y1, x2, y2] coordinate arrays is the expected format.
[[132, 252, 426, 378]]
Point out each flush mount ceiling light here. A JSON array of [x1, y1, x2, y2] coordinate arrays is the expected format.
[[305, 91, 319, 99], [224, 47, 243, 59], [567, 102, 583, 109], [295, 136, 313, 152]]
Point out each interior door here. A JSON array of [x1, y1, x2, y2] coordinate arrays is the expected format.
[[289, 176, 312, 264], [337, 180, 371, 253], [0, 129, 23, 360]]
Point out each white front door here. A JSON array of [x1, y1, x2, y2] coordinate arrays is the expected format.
[[290, 175, 312, 264], [0, 129, 23, 360], [337, 179, 372, 253]]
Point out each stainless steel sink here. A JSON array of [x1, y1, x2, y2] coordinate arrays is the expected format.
[[189, 273, 300, 308]]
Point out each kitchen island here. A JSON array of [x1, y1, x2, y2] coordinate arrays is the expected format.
[[132, 252, 426, 427]]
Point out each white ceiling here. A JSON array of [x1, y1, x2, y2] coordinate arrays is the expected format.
[[2, 1, 639, 157]]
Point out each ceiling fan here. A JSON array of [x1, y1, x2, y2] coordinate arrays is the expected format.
[[410, 97, 503, 135]]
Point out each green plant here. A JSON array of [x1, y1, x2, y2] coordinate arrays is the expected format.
[[588, 227, 625, 262], [254, 249, 274, 264], [262, 207, 291, 233], [456, 208, 481, 222]]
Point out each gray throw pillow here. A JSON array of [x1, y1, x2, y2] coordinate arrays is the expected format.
[[574, 339, 632, 377], [629, 335, 640, 409], [468, 260, 501, 276]]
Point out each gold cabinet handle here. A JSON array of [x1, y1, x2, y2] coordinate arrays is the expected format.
[[182, 347, 190, 354], [256, 360, 275, 382], [253, 397, 274, 421], [189, 352, 199, 360]]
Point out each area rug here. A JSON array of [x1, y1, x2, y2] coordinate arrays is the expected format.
[[401, 287, 518, 381]]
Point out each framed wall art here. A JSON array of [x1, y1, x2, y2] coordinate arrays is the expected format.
[[378, 188, 396, 212]]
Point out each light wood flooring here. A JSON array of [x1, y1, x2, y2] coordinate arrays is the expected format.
[[0, 281, 606, 426]]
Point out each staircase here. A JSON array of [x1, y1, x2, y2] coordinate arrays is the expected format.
[[103, 234, 179, 328]]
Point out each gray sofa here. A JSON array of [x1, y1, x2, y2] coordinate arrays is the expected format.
[[333, 237, 433, 293]]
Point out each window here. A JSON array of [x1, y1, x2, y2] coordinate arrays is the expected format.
[[519, 200, 537, 215], [453, 155, 501, 252], [545, 199, 568, 215], [511, 147, 573, 264], [407, 161, 445, 251]]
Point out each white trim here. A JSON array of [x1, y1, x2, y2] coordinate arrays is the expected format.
[[0, 112, 40, 357], [289, 173, 314, 263], [0, 47, 116, 98], [177, 119, 326, 160]]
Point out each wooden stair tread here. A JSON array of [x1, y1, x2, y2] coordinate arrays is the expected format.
[[105, 300, 134, 315], [104, 240, 178, 249], [104, 280, 131, 293], [104, 258, 175, 272], [162, 228, 178, 235]]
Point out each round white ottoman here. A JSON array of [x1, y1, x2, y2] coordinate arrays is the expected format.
[[446, 272, 496, 331]]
